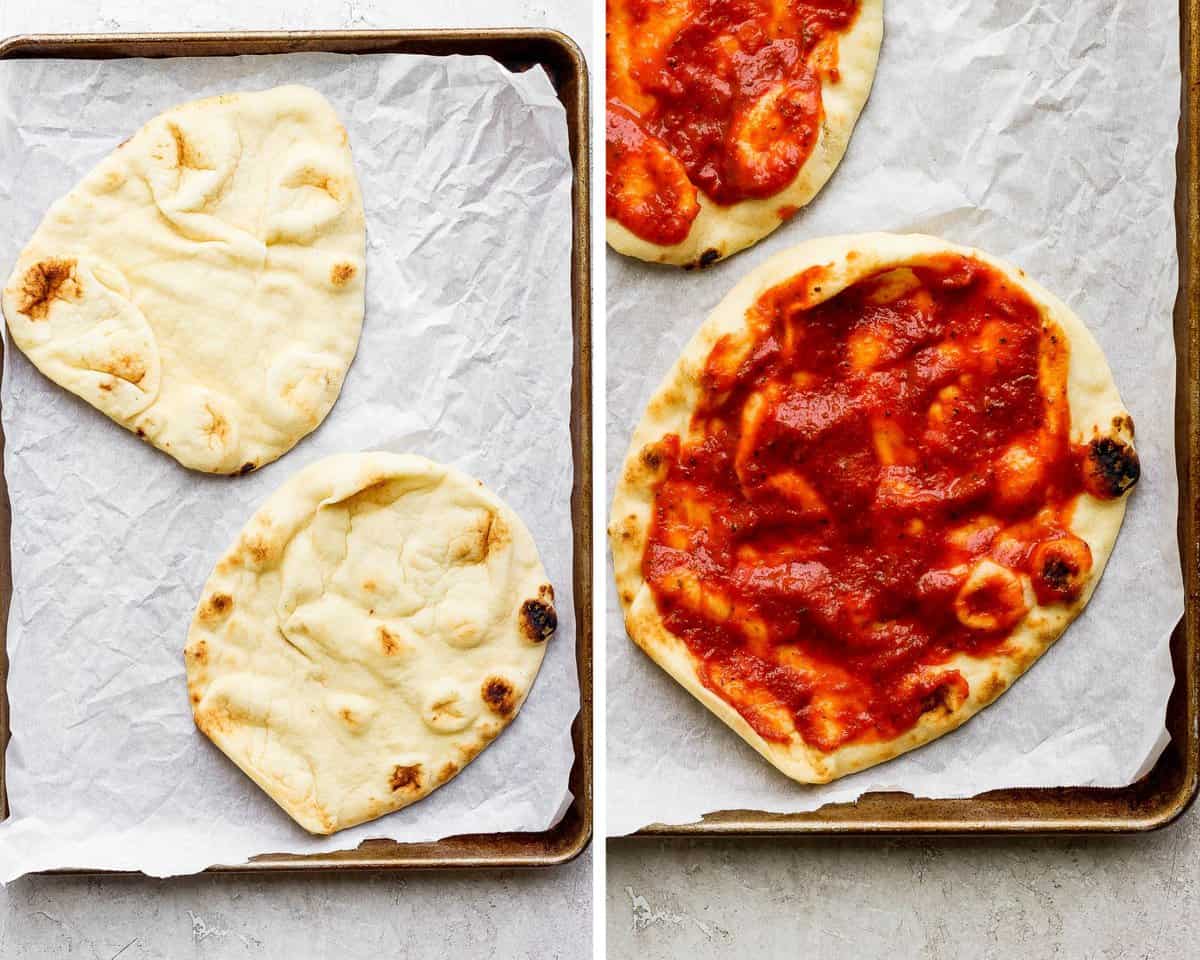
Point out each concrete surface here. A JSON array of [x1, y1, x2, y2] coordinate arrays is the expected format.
[[607, 811, 1199, 958], [5, 863, 591, 959], [0, 3, 592, 959]]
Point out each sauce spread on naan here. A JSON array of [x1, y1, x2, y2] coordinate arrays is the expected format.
[[606, 0, 860, 244], [641, 256, 1137, 750]]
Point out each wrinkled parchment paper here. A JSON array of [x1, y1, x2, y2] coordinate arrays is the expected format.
[[608, 0, 1183, 835], [0, 51, 576, 879]]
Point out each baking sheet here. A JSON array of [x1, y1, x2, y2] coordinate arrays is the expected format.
[[0, 50, 577, 879], [607, 0, 1184, 836]]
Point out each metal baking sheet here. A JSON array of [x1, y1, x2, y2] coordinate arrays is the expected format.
[[0, 29, 592, 870], [618, 3, 1198, 838]]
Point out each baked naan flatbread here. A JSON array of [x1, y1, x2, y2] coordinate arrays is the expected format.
[[185, 452, 557, 834], [2, 85, 365, 473]]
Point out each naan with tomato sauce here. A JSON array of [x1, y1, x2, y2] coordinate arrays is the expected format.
[[607, 0, 883, 266], [611, 234, 1139, 781]]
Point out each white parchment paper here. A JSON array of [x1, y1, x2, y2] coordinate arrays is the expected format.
[[608, 0, 1183, 835], [0, 51, 577, 879]]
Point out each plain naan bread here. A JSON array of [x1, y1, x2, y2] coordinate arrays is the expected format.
[[2, 85, 365, 474], [185, 452, 557, 835]]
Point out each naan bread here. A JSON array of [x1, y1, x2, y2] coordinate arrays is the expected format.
[[185, 452, 557, 834], [611, 233, 1138, 782], [606, 0, 883, 267], [2, 85, 365, 473]]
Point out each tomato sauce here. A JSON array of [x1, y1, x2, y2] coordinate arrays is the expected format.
[[606, 0, 860, 243], [642, 256, 1135, 751]]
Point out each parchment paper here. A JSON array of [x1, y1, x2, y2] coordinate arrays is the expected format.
[[608, 0, 1183, 835], [0, 51, 577, 879]]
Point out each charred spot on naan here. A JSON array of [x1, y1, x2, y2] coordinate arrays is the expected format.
[[186, 638, 209, 666], [1083, 435, 1139, 499], [378, 625, 405, 657], [683, 248, 721, 270], [16, 258, 81, 321], [330, 262, 356, 286], [611, 513, 640, 546], [197, 592, 234, 623], [520, 597, 557, 643], [338, 707, 368, 731], [917, 674, 969, 718], [482, 676, 518, 716], [1041, 557, 1076, 593], [1031, 536, 1092, 605], [624, 441, 670, 488], [389, 763, 423, 792], [240, 535, 275, 568]]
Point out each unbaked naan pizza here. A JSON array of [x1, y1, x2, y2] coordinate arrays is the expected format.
[[607, 0, 883, 267], [611, 234, 1138, 782]]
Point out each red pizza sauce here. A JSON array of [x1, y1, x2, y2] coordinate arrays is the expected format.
[[607, 0, 860, 245], [641, 256, 1137, 752]]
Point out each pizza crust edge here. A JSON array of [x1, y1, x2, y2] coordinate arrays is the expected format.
[[606, 0, 884, 268], [609, 232, 1135, 783]]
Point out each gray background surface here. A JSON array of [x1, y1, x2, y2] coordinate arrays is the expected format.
[[0, 2, 591, 958], [608, 814, 1198, 958]]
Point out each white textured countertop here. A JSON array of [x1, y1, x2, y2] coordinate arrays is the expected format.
[[0, 2, 591, 958], [608, 810, 1200, 957]]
